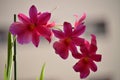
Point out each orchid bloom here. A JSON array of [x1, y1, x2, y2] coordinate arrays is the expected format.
[[9, 5, 55, 47], [73, 34, 102, 79], [52, 21, 86, 59]]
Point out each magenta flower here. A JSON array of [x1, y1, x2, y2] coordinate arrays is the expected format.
[[9, 5, 54, 47], [73, 34, 102, 79], [52, 22, 86, 59]]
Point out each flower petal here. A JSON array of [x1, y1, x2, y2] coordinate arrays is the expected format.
[[72, 53, 82, 59], [53, 41, 69, 59], [29, 5, 37, 22], [74, 13, 86, 27], [80, 44, 89, 55], [52, 29, 65, 39], [38, 12, 51, 25], [90, 44, 97, 53], [91, 34, 97, 45], [72, 25, 86, 37], [69, 42, 82, 59], [73, 61, 81, 72], [79, 13, 86, 24], [32, 30, 40, 47], [90, 34, 97, 52], [47, 21, 55, 28], [70, 37, 85, 58], [73, 59, 87, 72], [73, 59, 90, 78], [63, 22, 72, 36], [72, 37, 85, 46], [17, 31, 32, 44], [69, 42, 77, 52], [89, 60, 97, 72], [18, 13, 31, 24], [91, 54, 102, 62], [80, 67, 90, 79], [9, 22, 27, 35], [37, 26, 52, 42]]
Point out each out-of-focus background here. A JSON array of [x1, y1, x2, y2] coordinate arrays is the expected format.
[[0, 0, 120, 80]]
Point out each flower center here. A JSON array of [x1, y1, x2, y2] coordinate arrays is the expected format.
[[83, 57, 89, 64], [64, 38, 71, 46], [29, 24, 35, 31]]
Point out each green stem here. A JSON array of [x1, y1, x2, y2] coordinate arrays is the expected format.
[[7, 32, 13, 80], [13, 14, 17, 80]]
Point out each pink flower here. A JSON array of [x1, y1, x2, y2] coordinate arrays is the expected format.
[[52, 22, 86, 59], [9, 5, 54, 47], [73, 34, 102, 79]]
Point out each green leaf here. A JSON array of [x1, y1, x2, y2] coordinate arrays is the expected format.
[[4, 65, 8, 80], [7, 32, 14, 80], [39, 64, 46, 80], [36, 77, 38, 80]]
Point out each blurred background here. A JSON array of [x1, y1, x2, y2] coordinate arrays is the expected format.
[[0, 0, 120, 80]]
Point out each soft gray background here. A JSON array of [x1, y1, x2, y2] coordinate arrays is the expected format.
[[0, 0, 120, 80]]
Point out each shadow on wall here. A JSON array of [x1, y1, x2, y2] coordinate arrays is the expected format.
[[88, 74, 113, 80], [85, 15, 109, 38], [0, 28, 8, 44]]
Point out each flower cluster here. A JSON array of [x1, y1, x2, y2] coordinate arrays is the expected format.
[[9, 5, 102, 79]]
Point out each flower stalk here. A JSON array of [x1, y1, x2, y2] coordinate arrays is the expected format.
[[13, 14, 17, 80]]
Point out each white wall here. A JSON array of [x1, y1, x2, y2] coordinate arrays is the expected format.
[[0, 0, 120, 80]]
